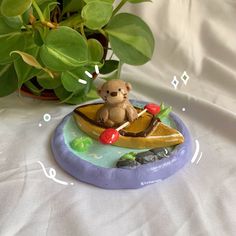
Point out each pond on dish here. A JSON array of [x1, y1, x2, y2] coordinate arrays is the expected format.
[[63, 115, 177, 168]]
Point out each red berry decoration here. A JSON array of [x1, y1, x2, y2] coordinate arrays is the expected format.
[[144, 103, 160, 115], [99, 128, 120, 144]]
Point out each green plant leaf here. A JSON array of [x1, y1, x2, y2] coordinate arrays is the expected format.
[[0, 16, 19, 34], [37, 72, 61, 89], [87, 38, 104, 63], [22, 6, 33, 25], [105, 13, 155, 65], [40, 26, 88, 71], [128, 0, 151, 3], [54, 85, 73, 102], [59, 14, 83, 28], [36, 0, 54, 5], [61, 67, 92, 93], [100, 60, 119, 74], [82, 1, 113, 30], [83, 0, 114, 3], [54, 85, 88, 104], [43, 1, 58, 20], [62, 0, 85, 14], [11, 48, 42, 87], [24, 80, 44, 96], [0, 64, 18, 96], [1, 0, 32, 17], [33, 26, 44, 46], [11, 50, 42, 69], [0, 31, 27, 65], [2, 16, 22, 30], [86, 83, 99, 99]]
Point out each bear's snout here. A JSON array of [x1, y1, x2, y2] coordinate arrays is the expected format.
[[110, 92, 117, 97]]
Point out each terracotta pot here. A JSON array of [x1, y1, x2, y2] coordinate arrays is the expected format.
[[20, 84, 58, 100]]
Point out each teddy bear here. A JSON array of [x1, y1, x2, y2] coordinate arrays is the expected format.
[[96, 79, 138, 128]]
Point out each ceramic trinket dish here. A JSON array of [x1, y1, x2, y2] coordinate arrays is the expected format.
[[51, 80, 193, 189]]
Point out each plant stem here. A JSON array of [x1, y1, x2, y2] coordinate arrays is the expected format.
[[117, 61, 123, 79], [80, 23, 86, 38], [113, 0, 128, 16], [32, 0, 45, 23]]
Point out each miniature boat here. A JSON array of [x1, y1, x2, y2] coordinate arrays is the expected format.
[[73, 103, 184, 149]]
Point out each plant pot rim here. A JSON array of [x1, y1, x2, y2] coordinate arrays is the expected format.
[[20, 86, 58, 101]]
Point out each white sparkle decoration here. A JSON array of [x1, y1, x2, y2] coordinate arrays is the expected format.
[[95, 65, 99, 74], [182, 107, 186, 112], [171, 76, 179, 89], [78, 79, 87, 85], [196, 152, 203, 164], [37, 161, 74, 186], [39, 123, 42, 127], [85, 71, 93, 78], [191, 140, 200, 163], [43, 113, 51, 122], [181, 71, 190, 85]]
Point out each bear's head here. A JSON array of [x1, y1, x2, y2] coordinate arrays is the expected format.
[[98, 79, 132, 104]]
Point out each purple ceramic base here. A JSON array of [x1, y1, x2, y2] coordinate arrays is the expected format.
[[51, 101, 193, 189]]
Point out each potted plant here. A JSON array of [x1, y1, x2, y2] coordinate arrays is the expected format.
[[0, 0, 155, 104]]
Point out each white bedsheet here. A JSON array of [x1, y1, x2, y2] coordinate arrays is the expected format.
[[1, 1, 236, 235]]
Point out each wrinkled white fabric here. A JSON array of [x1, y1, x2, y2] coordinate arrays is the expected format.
[[0, 1, 236, 236]]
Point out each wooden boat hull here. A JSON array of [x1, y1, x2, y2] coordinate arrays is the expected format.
[[73, 103, 184, 149]]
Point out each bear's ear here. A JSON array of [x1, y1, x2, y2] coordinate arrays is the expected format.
[[125, 82, 132, 91]]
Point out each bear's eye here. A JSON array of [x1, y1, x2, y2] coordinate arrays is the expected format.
[[118, 88, 121, 91], [106, 90, 109, 94]]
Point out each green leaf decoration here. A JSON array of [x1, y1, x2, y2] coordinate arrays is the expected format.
[[0, 31, 26, 65], [100, 60, 119, 74], [82, 1, 113, 30], [105, 13, 155, 65], [1, 0, 32, 17], [70, 136, 93, 152], [0, 64, 18, 96], [160, 102, 165, 110], [62, 0, 85, 15], [40, 26, 88, 71], [87, 38, 104, 63], [120, 152, 137, 160], [156, 106, 172, 121], [37, 72, 61, 89]]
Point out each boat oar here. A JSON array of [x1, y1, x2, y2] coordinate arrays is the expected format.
[[99, 103, 160, 145]]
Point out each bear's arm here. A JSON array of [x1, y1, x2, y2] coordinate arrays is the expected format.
[[126, 105, 138, 122], [96, 107, 109, 123]]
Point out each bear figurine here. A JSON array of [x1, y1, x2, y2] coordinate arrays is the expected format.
[[96, 79, 138, 128]]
